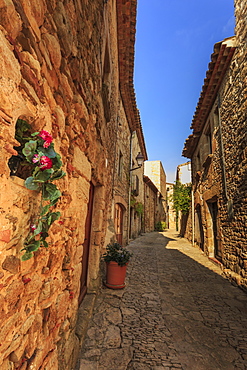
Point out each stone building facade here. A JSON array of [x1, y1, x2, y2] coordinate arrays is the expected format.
[[183, 1, 247, 290], [166, 183, 176, 229], [0, 0, 146, 369], [128, 131, 145, 239], [144, 160, 167, 227], [143, 175, 158, 232]]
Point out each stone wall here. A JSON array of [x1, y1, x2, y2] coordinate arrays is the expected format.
[[217, 0, 247, 288], [0, 0, 133, 368], [184, 1, 247, 290]]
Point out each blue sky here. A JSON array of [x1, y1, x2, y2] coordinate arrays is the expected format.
[[134, 0, 235, 183]]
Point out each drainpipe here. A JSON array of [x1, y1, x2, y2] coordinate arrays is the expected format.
[[127, 131, 135, 244], [191, 188, 195, 246], [217, 95, 233, 219]]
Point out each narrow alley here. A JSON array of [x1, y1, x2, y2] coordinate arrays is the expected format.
[[76, 230, 247, 370]]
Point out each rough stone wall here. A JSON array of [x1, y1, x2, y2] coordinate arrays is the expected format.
[[217, 0, 247, 288], [0, 0, 128, 369], [189, 1, 247, 289], [105, 99, 131, 247]]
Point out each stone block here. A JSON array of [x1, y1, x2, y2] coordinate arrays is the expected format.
[[5, 279, 24, 312], [42, 33, 61, 70], [72, 148, 91, 181], [0, 229, 11, 243], [56, 291, 70, 319], [2, 255, 20, 274]]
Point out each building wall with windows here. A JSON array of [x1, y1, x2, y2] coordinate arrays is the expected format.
[[183, 0, 247, 290], [129, 131, 145, 239], [0, 0, 146, 369]]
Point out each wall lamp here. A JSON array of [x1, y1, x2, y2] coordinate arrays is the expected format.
[[130, 152, 145, 171]]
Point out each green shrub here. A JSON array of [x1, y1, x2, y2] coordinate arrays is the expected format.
[[155, 221, 167, 231]]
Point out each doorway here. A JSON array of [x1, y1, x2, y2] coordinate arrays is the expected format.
[[207, 200, 221, 261], [195, 205, 204, 251], [114, 203, 124, 245], [78, 182, 94, 305]]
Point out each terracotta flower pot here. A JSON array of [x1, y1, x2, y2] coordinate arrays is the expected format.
[[105, 261, 128, 289]]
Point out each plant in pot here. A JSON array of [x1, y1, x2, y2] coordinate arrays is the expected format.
[[103, 242, 133, 289]]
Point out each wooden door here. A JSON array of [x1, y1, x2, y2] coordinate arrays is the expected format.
[[78, 183, 94, 305], [115, 203, 123, 245], [208, 201, 221, 261]]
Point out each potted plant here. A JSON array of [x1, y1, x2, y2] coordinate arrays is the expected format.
[[103, 242, 133, 289]]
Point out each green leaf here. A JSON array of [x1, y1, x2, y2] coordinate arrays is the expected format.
[[43, 183, 61, 200], [41, 204, 50, 215], [15, 119, 31, 143], [31, 132, 39, 137], [50, 197, 60, 206], [41, 232, 49, 239], [22, 140, 37, 162], [38, 144, 56, 158], [34, 169, 53, 182], [48, 211, 61, 225], [50, 169, 66, 181], [52, 153, 63, 170], [21, 251, 33, 261], [26, 241, 40, 252], [41, 240, 49, 248], [25, 177, 40, 191], [33, 221, 42, 236]]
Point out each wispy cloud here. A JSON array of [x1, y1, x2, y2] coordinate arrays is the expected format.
[[223, 16, 235, 34]]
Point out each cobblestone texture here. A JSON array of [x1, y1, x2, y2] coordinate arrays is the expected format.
[[76, 230, 247, 370]]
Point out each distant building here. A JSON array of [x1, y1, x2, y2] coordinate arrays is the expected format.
[[144, 161, 167, 227], [176, 162, 191, 184], [166, 183, 176, 229], [143, 175, 159, 232]]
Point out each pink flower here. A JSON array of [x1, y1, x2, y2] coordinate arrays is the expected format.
[[30, 224, 36, 232], [39, 130, 53, 148], [32, 154, 40, 163], [39, 156, 53, 171]]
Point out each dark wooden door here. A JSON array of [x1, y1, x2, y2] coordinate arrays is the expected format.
[[78, 182, 94, 305], [209, 201, 221, 261]]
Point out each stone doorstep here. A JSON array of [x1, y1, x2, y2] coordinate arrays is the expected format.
[[74, 293, 98, 370], [208, 256, 223, 268]]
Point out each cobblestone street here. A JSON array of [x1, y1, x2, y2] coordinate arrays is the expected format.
[[76, 230, 247, 370]]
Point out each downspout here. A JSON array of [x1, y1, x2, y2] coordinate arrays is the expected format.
[[191, 188, 195, 246], [128, 131, 135, 243], [217, 95, 233, 219]]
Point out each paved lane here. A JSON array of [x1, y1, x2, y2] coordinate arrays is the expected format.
[[76, 230, 247, 370]]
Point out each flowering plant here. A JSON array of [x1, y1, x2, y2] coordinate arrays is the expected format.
[[102, 242, 133, 266], [13, 120, 66, 261]]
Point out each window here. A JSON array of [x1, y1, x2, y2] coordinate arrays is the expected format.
[[131, 175, 139, 196], [205, 124, 212, 155]]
